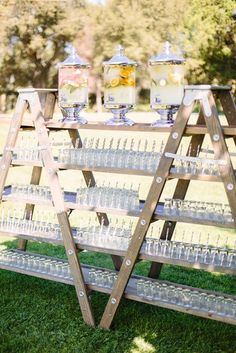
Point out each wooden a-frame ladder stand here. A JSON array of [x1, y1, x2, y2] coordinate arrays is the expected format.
[[0, 85, 235, 329]]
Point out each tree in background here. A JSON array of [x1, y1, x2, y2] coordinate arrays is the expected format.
[[182, 0, 236, 85], [0, 0, 86, 101]]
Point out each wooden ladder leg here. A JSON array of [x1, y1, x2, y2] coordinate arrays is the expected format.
[[68, 129, 123, 271], [27, 91, 95, 327], [0, 95, 27, 197], [99, 101, 195, 329], [18, 92, 56, 251], [217, 90, 236, 128], [43, 92, 57, 121], [18, 166, 42, 250], [202, 91, 236, 227], [148, 109, 206, 278]]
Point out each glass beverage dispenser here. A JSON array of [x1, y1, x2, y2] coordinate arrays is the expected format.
[[58, 47, 90, 124], [149, 42, 185, 127], [103, 45, 138, 126]]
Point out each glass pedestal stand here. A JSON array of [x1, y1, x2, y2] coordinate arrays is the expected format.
[[60, 104, 87, 124], [105, 105, 134, 126], [151, 106, 178, 128]]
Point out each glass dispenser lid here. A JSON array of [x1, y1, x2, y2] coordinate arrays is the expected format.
[[59, 47, 90, 67], [149, 41, 185, 65], [103, 45, 137, 66]]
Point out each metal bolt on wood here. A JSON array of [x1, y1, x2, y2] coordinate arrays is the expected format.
[[227, 183, 234, 191], [172, 132, 178, 139], [213, 134, 220, 141]]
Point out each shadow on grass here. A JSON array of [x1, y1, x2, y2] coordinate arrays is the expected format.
[[0, 240, 236, 353]]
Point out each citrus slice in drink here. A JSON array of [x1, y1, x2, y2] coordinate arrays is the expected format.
[[110, 78, 120, 87]]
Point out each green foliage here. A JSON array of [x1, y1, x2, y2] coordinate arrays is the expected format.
[[182, 0, 236, 85], [0, 0, 86, 92]]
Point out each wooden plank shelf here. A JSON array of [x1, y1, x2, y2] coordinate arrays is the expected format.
[[20, 119, 236, 136], [2, 185, 234, 229], [1, 249, 235, 326], [1, 229, 235, 276]]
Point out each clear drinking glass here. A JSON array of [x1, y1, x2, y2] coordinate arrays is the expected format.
[[137, 280, 145, 297], [182, 289, 192, 308], [191, 290, 200, 309]]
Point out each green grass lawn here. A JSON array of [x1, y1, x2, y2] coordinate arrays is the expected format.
[[0, 113, 236, 353]]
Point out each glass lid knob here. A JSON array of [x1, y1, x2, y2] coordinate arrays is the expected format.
[[116, 44, 125, 57], [164, 41, 170, 56]]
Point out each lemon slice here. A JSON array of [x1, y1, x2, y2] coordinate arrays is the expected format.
[[110, 78, 120, 87]]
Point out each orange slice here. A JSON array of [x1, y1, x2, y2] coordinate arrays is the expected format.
[[119, 78, 135, 87], [120, 66, 135, 78], [120, 68, 130, 78]]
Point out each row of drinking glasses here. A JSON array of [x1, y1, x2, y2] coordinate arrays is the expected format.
[[12, 144, 224, 177], [10, 184, 56, 201], [75, 225, 235, 268], [0, 250, 72, 279], [74, 222, 132, 250], [57, 137, 163, 172], [77, 137, 164, 154], [0, 211, 62, 239], [12, 135, 228, 178], [88, 268, 118, 289], [169, 144, 226, 176], [76, 185, 140, 211], [173, 156, 221, 176], [143, 238, 236, 268], [1, 249, 235, 318], [13, 148, 41, 161], [9, 182, 139, 211], [0, 250, 118, 289], [12, 135, 163, 173], [12, 135, 41, 161], [58, 148, 161, 172], [163, 198, 233, 223], [12, 136, 71, 162], [136, 279, 236, 318], [0, 207, 132, 247], [0, 206, 234, 269]]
